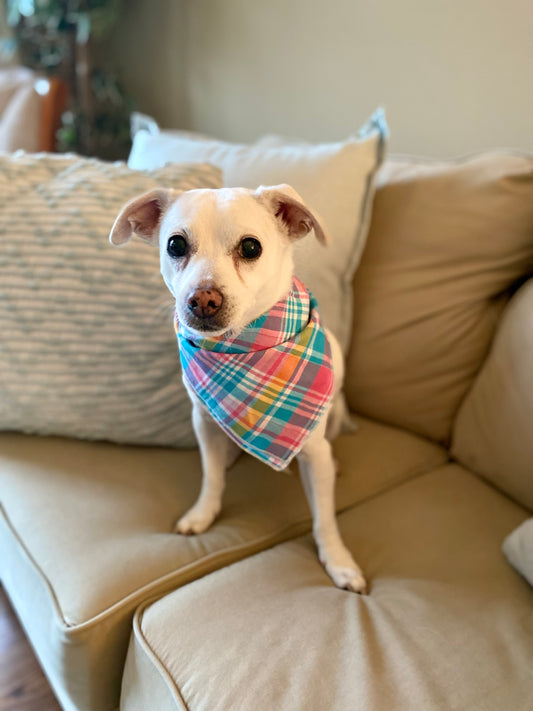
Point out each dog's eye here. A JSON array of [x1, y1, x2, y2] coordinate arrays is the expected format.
[[239, 237, 262, 261], [167, 235, 188, 259]]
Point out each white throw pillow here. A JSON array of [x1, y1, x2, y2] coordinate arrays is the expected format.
[[128, 110, 388, 353], [0, 153, 222, 447], [503, 519, 533, 588]]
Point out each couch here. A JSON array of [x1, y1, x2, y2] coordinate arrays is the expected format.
[[1, 116, 532, 711]]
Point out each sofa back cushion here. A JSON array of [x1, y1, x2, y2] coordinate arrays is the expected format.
[[345, 153, 533, 444], [452, 279, 533, 509]]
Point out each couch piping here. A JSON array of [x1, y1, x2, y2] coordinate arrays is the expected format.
[[132, 600, 191, 711]]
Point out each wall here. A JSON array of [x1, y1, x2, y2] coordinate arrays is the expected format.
[[104, 0, 189, 131], [106, 0, 533, 156]]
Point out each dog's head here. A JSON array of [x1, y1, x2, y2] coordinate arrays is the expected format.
[[109, 185, 329, 337]]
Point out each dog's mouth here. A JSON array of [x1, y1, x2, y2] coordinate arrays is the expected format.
[[180, 311, 232, 338]]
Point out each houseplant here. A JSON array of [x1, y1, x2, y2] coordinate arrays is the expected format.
[[3, 0, 132, 159]]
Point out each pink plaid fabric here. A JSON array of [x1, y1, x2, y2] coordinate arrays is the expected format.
[[177, 277, 334, 470]]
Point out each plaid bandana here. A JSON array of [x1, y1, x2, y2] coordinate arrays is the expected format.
[[176, 277, 334, 470]]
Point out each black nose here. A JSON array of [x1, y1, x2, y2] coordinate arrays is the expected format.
[[187, 288, 224, 319]]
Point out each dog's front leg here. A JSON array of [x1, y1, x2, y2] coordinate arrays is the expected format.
[[298, 422, 367, 593], [175, 397, 229, 535]]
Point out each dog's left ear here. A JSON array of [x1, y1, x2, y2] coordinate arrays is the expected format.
[[109, 188, 180, 246], [255, 184, 329, 245]]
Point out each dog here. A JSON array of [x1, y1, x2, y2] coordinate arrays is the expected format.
[[109, 184, 366, 593]]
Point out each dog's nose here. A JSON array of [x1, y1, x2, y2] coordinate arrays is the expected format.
[[187, 287, 224, 319]]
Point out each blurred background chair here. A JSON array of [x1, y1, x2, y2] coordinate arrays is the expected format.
[[0, 66, 66, 153]]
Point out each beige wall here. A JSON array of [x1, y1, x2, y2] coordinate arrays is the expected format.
[[106, 0, 533, 156], [105, 0, 189, 130]]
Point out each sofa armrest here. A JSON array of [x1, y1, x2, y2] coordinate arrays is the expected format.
[[452, 278, 533, 510]]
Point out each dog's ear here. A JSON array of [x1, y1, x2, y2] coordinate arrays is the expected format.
[[109, 188, 179, 246], [255, 184, 329, 245]]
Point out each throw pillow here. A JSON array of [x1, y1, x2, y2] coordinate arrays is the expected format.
[[503, 519, 533, 588], [127, 109, 388, 354], [0, 153, 222, 447], [345, 152, 533, 444]]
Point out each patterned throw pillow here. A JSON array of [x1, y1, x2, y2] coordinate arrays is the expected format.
[[0, 153, 222, 447]]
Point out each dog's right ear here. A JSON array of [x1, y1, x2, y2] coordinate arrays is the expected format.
[[255, 184, 330, 246], [109, 188, 179, 246]]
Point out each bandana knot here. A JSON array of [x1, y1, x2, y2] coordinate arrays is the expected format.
[[176, 277, 334, 470]]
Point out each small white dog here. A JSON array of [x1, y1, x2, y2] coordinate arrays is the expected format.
[[110, 184, 366, 593]]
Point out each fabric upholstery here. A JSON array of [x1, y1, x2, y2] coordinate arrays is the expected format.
[[123, 465, 532, 711], [127, 110, 388, 353], [0, 417, 446, 711], [452, 279, 533, 509], [0, 153, 221, 448], [345, 152, 533, 444]]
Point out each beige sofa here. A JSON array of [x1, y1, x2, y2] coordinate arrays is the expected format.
[[1, 146, 532, 711]]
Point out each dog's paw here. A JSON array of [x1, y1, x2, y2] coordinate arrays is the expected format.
[[326, 563, 367, 594], [174, 505, 218, 535], [321, 547, 367, 594]]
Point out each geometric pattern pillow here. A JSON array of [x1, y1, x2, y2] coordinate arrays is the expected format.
[[0, 153, 221, 447]]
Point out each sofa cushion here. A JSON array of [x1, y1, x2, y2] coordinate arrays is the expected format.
[[0, 417, 445, 711], [452, 279, 533, 509], [345, 152, 533, 444], [122, 465, 531, 711], [128, 110, 388, 354], [0, 153, 221, 448]]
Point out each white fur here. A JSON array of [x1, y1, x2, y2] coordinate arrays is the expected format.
[[110, 184, 366, 593]]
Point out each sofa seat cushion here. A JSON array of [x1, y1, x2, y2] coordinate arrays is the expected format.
[[122, 465, 532, 711], [0, 417, 445, 711]]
